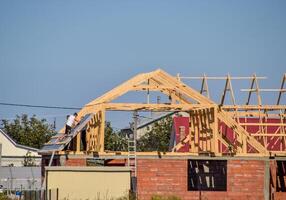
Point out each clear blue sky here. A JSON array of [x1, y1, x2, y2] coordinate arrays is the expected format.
[[0, 0, 285, 130]]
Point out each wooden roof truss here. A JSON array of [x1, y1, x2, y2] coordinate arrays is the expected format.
[[44, 69, 285, 157]]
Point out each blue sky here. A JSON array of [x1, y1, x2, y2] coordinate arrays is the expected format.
[[0, 0, 285, 130]]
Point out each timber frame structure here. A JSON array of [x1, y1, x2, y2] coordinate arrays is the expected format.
[[44, 69, 286, 157]]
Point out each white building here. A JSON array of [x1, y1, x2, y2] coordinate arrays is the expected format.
[[0, 129, 41, 166]]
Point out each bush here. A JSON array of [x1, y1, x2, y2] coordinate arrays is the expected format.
[[116, 191, 136, 200], [0, 193, 9, 200]]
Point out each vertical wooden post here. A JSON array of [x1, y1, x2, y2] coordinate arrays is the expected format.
[[189, 111, 195, 153], [76, 132, 81, 152], [94, 114, 100, 152], [277, 73, 286, 105], [195, 110, 200, 153], [86, 114, 98, 152], [190, 110, 199, 153], [200, 74, 210, 98], [197, 109, 204, 151], [212, 107, 219, 154], [246, 74, 262, 105], [99, 110, 105, 153], [86, 120, 91, 152], [220, 74, 236, 106], [203, 109, 211, 151], [242, 135, 247, 153]]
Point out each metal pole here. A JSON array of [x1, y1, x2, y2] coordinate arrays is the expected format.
[[132, 111, 138, 196], [0, 143, 2, 166], [133, 111, 138, 177]]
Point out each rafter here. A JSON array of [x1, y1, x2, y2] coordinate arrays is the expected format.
[[49, 69, 285, 157]]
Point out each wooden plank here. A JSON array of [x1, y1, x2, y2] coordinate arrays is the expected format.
[[103, 103, 210, 111], [157, 70, 214, 104], [212, 108, 219, 153], [76, 133, 81, 152], [99, 110, 105, 153], [251, 134, 286, 136], [86, 71, 158, 106], [53, 69, 285, 157], [239, 123, 286, 126], [217, 110, 267, 154], [178, 76, 267, 80], [222, 105, 286, 110], [132, 85, 174, 91]]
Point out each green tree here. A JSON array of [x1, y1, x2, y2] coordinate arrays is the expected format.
[[137, 116, 173, 152], [104, 121, 128, 151], [22, 151, 36, 166], [1, 114, 55, 149], [0, 193, 9, 200]]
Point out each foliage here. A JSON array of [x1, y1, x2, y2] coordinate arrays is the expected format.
[[104, 115, 172, 152], [104, 122, 128, 151], [151, 195, 181, 200], [137, 116, 172, 152], [1, 114, 56, 149], [22, 151, 36, 166], [0, 193, 9, 200], [62, 191, 135, 200], [116, 191, 136, 200]]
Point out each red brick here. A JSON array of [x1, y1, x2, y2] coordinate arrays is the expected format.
[[137, 159, 267, 200]]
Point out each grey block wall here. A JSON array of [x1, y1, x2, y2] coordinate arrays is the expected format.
[[0, 166, 41, 190]]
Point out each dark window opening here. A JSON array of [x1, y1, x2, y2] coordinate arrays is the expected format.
[[188, 160, 227, 191], [80, 130, 87, 151], [277, 161, 286, 192], [64, 137, 76, 151]]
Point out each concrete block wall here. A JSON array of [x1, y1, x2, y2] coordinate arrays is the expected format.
[[137, 159, 286, 200]]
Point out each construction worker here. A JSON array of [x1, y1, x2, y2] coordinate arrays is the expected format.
[[65, 112, 79, 135]]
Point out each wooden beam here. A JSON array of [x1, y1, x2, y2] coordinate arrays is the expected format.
[[54, 69, 285, 157], [200, 74, 210, 98], [241, 89, 286, 92], [239, 123, 286, 126], [76, 133, 81, 152], [251, 134, 286, 136], [103, 103, 212, 111], [217, 110, 268, 154], [149, 76, 193, 104], [157, 70, 214, 104], [220, 74, 236, 106], [132, 85, 175, 91], [177, 76, 267, 80], [277, 74, 286, 105], [222, 105, 286, 110], [85, 70, 161, 106], [172, 135, 190, 152], [226, 112, 286, 118], [99, 110, 105, 153], [212, 107, 219, 153]]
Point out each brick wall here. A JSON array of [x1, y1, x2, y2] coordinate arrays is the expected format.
[[137, 159, 266, 200], [138, 159, 187, 198], [65, 158, 86, 166], [227, 160, 264, 199], [270, 160, 286, 200]]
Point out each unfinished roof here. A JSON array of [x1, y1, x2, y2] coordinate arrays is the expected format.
[[40, 69, 286, 157], [39, 114, 93, 153]]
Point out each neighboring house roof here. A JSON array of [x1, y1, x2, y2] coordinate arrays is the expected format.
[[0, 128, 39, 152], [120, 112, 175, 135], [137, 112, 175, 130]]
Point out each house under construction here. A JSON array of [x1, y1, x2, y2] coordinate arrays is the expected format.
[[39, 69, 286, 200]]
